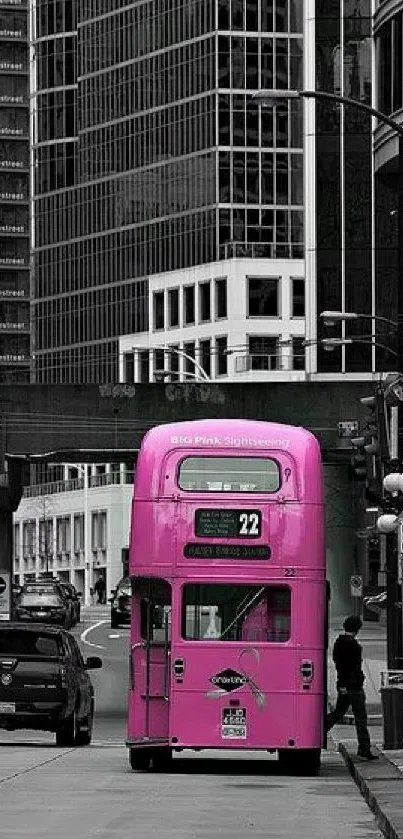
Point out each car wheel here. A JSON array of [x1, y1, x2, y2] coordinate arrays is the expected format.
[[111, 612, 119, 629], [129, 748, 151, 771], [56, 707, 78, 747], [76, 701, 94, 747]]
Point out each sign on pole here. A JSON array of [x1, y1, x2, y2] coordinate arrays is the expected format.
[[398, 520, 403, 584], [350, 574, 363, 598], [0, 572, 10, 620]]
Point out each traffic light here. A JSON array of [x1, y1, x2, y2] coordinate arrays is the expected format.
[[367, 535, 380, 577], [348, 386, 390, 499]]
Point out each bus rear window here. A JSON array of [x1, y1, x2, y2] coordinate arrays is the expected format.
[[178, 457, 280, 492], [182, 584, 290, 642]]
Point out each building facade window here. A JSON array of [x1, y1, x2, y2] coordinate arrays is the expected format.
[[167, 344, 180, 381], [154, 348, 165, 377], [139, 350, 150, 383], [183, 341, 196, 378], [248, 335, 279, 370], [199, 338, 211, 378], [199, 281, 211, 322], [183, 285, 195, 325], [168, 288, 179, 328], [124, 352, 134, 382], [39, 518, 53, 557], [13, 522, 19, 559], [215, 278, 227, 319], [73, 513, 84, 552], [56, 516, 70, 553], [292, 337, 305, 370], [215, 335, 228, 376], [153, 291, 164, 330], [248, 277, 279, 317], [92, 510, 107, 550], [291, 277, 304, 317], [22, 520, 35, 556]]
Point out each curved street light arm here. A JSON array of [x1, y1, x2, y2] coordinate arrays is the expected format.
[[322, 337, 398, 357], [320, 310, 398, 329], [298, 90, 403, 137], [160, 345, 211, 381]]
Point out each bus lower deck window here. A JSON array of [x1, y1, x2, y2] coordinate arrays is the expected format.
[[182, 584, 290, 642]]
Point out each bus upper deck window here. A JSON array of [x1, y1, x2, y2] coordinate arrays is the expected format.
[[178, 456, 280, 493]]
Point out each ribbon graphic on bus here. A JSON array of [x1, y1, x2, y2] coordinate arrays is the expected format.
[[206, 648, 266, 708]]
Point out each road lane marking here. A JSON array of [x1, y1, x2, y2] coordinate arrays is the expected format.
[[80, 620, 108, 649], [108, 633, 121, 638]]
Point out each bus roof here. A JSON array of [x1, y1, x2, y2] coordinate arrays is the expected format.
[[139, 419, 319, 457], [133, 420, 323, 500]]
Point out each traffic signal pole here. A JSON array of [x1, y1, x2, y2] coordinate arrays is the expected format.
[[386, 407, 401, 670]]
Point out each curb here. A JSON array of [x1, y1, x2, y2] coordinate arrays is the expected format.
[[339, 742, 403, 839]]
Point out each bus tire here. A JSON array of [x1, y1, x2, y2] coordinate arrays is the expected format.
[[151, 747, 173, 772], [278, 748, 321, 776], [129, 748, 151, 771], [299, 748, 321, 776]]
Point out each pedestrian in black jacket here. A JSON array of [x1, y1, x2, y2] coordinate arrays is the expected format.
[[326, 615, 378, 760]]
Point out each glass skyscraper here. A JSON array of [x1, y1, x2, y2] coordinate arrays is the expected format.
[[0, 0, 30, 383], [315, 0, 376, 374], [32, 0, 304, 383]]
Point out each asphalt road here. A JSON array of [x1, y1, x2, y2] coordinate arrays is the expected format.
[[0, 609, 384, 838]]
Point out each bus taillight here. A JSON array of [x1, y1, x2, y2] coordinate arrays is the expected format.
[[300, 660, 314, 684]]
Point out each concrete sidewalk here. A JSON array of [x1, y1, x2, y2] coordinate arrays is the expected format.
[[330, 620, 403, 837], [339, 741, 403, 839]]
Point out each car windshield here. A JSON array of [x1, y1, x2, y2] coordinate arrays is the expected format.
[[19, 593, 63, 607], [23, 585, 59, 596], [0, 631, 60, 656], [117, 579, 131, 596]]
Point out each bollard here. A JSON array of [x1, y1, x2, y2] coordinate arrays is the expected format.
[[381, 671, 403, 749]]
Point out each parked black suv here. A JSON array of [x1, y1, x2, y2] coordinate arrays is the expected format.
[[0, 624, 102, 745], [110, 577, 131, 628]]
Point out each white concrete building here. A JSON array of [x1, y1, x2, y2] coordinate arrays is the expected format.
[[119, 257, 309, 384], [13, 464, 133, 603]]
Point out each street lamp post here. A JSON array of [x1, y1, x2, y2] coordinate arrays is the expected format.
[[255, 89, 403, 742], [72, 464, 91, 606], [131, 345, 211, 382], [253, 88, 403, 389]]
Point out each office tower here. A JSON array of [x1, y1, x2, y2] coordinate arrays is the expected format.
[[32, 0, 306, 383], [0, 0, 30, 383]]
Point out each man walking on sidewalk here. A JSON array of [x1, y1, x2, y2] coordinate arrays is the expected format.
[[327, 615, 378, 760]]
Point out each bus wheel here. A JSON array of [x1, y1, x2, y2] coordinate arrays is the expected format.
[[298, 749, 321, 776], [278, 748, 321, 776], [129, 748, 151, 771], [151, 747, 173, 772]]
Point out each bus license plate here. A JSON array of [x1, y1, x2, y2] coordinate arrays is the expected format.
[[0, 702, 15, 713], [221, 707, 246, 739]]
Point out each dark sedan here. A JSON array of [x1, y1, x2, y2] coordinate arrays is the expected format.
[[110, 577, 131, 628], [14, 589, 70, 627]]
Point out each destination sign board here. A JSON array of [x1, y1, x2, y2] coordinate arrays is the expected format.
[[184, 543, 270, 560], [195, 509, 262, 539]]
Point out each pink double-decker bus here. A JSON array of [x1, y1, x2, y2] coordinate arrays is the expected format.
[[126, 419, 327, 774]]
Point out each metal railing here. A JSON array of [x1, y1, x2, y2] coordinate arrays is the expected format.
[[23, 471, 135, 498]]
